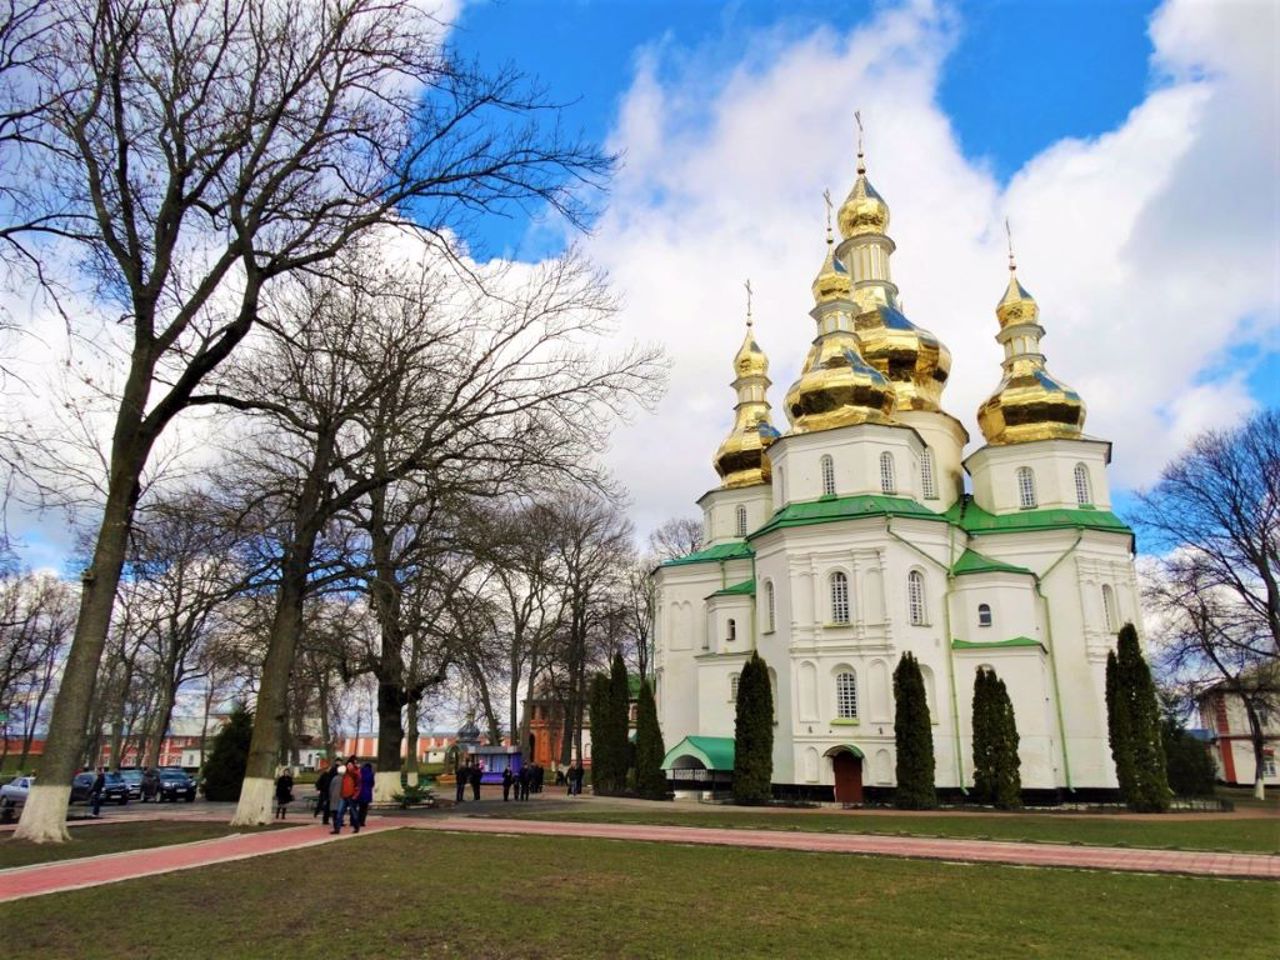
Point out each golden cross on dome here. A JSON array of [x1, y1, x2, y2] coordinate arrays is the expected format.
[[823, 188, 833, 233], [1005, 217, 1017, 272], [854, 110, 866, 173], [744, 278, 753, 326]]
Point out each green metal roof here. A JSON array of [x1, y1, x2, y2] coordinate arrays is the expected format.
[[951, 549, 1034, 578], [942, 498, 1131, 536], [952, 636, 1044, 651], [660, 735, 735, 771], [709, 579, 756, 598], [749, 494, 945, 539], [660, 540, 754, 567]]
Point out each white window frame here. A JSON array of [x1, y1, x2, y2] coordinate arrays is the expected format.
[[879, 451, 896, 495], [908, 570, 927, 626], [735, 504, 748, 537], [1016, 466, 1037, 509], [1102, 584, 1118, 632], [830, 571, 850, 625], [1074, 463, 1092, 506], [820, 455, 836, 497], [726, 618, 736, 643], [835, 671, 858, 719], [730, 673, 740, 702], [764, 580, 776, 633], [978, 603, 993, 628], [921, 449, 938, 500]]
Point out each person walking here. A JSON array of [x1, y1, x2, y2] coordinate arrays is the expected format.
[[571, 761, 584, 797], [455, 762, 469, 804], [90, 766, 106, 817], [533, 763, 544, 794], [315, 764, 334, 824], [517, 764, 531, 802], [357, 761, 374, 827], [469, 761, 482, 801], [274, 767, 294, 819], [328, 762, 347, 834], [502, 767, 513, 802]]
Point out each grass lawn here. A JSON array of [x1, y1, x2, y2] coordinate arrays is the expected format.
[[2, 831, 1275, 959], [0, 821, 292, 870], [503, 804, 1280, 854]]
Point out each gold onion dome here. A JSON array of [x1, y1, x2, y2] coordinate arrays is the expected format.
[[853, 302, 952, 412], [837, 150, 890, 239], [785, 228, 895, 433], [977, 262, 1086, 444], [715, 307, 778, 488]]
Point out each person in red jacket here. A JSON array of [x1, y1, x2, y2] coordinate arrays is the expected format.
[[333, 756, 362, 834]]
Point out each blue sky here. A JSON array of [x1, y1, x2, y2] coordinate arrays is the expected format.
[[451, 0, 1161, 260]]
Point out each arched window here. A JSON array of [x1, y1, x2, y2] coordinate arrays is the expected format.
[[764, 581, 776, 633], [908, 570, 927, 626], [830, 571, 850, 624], [836, 671, 858, 719], [1016, 466, 1037, 509], [879, 451, 896, 494], [820, 455, 836, 497], [921, 449, 938, 500], [1102, 584, 1118, 632], [735, 504, 748, 537], [730, 673, 740, 702], [978, 603, 993, 628], [726, 618, 736, 643], [1074, 463, 1092, 506]]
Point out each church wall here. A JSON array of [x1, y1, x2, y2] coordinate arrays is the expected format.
[[967, 440, 1111, 514], [699, 484, 774, 546], [894, 410, 968, 511], [953, 649, 1058, 789], [767, 424, 925, 508]]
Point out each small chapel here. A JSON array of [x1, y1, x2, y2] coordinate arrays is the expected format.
[[653, 132, 1141, 803]]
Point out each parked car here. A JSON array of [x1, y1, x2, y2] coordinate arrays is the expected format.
[[118, 768, 144, 800], [70, 771, 130, 805], [0, 775, 34, 806], [156, 767, 197, 802]]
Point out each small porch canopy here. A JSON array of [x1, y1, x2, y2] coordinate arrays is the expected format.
[[662, 735, 735, 771]]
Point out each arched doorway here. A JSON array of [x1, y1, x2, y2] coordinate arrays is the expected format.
[[826, 746, 864, 803]]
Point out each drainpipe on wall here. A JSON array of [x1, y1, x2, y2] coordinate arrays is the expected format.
[[750, 551, 759, 652], [885, 516, 965, 793], [1034, 531, 1085, 794]]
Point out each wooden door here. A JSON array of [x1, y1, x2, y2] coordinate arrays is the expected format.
[[833, 751, 863, 803]]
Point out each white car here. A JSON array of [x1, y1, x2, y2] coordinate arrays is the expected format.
[[0, 776, 33, 805]]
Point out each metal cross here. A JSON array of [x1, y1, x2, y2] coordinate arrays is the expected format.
[[1005, 217, 1016, 271], [823, 188, 833, 231], [744, 278, 753, 325], [855, 109, 864, 154]]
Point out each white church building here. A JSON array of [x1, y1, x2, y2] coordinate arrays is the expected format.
[[654, 141, 1139, 803]]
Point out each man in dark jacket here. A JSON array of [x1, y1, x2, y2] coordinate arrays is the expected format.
[[315, 765, 334, 823], [501, 767, 513, 802], [455, 763, 468, 803], [517, 764, 531, 802], [90, 767, 106, 817], [469, 762, 482, 801]]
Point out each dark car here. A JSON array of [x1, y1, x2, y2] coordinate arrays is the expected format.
[[118, 768, 144, 800], [156, 767, 197, 802], [70, 771, 130, 805]]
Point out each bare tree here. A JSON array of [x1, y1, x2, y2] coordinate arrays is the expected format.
[[11, 0, 616, 841], [647, 516, 703, 563]]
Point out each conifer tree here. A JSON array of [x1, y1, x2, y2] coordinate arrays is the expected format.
[[606, 653, 631, 794], [733, 652, 773, 804], [1111, 624, 1171, 812], [893, 652, 936, 809], [203, 705, 254, 802], [971, 668, 997, 804], [634, 679, 667, 800], [991, 673, 1022, 809], [587, 673, 612, 794], [1105, 648, 1134, 799]]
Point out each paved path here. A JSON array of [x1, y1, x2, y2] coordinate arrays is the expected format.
[[0, 820, 393, 903], [409, 816, 1280, 880]]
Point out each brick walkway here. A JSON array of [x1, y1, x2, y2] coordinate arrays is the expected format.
[[0, 820, 393, 903], [409, 816, 1280, 880]]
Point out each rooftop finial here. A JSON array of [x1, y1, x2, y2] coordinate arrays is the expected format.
[[855, 109, 866, 174], [823, 188, 834, 241], [744, 278, 753, 327], [1005, 217, 1017, 273]]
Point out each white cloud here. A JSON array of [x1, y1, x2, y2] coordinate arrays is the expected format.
[[591, 0, 1280, 539]]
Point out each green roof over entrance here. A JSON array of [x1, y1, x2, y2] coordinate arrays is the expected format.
[[942, 498, 1131, 537], [661, 735, 735, 771], [951, 549, 1034, 578], [750, 495, 945, 539], [952, 636, 1044, 651], [660, 541, 753, 567]]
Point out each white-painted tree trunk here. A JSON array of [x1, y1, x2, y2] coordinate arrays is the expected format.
[[374, 770, 400, 803], [230, 776, 275, 826], [12, 785, 72, 843], [1255, 777, 1266, 800], [406, 770, 419, 787]]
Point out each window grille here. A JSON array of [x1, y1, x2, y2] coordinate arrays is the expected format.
[[1074, 463, 1092, 505], [879, 452, 896, 494], [978, 603, 992, 628], [836, 671, 858, 719], [1017, 466, 1037, 509], [908, 570, 926, 625], [830, 572, 850, 624], [765, 581, 776, 633], [735, 505, 748, 537], [921, 449, 938, 500], [821, 455, 836, 497]]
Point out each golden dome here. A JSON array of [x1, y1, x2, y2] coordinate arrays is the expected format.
[[837, 153, 890, 240], [715, 314, 777, 487], [785, 230, 896, 433], [811, 228, 852, 303], [854, 302, 952, 412], [977, 268, 1086, 445]]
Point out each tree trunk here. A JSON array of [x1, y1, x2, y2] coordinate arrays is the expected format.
[[1244, 697, 1268, 800], [404, 697, 420, 787], [15, 462, 143, 842], [367, 485, 407, 803], [146, 679, 178, 770]]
